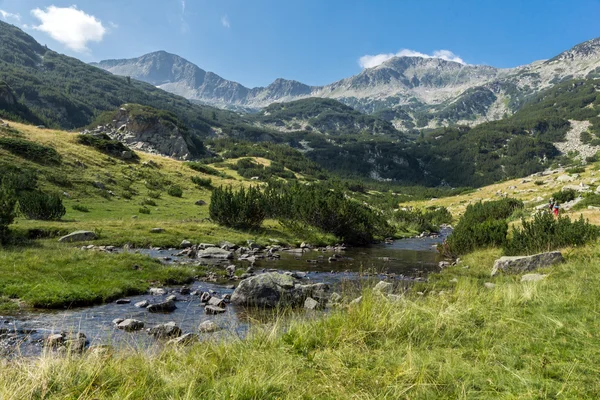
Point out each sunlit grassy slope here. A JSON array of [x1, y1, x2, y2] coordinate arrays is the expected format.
[[2, 121, 311, 248]]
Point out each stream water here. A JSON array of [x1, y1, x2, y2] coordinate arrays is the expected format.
[[0, 229, 449, 357]]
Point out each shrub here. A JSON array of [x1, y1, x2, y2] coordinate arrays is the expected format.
[[265, 182, 393, 244], [566, 166, 586, 174], [72, 204, 89, 213], [147, 191, 161, 199], [0, 137, 61, 165], [77, 134, 139, 161], [393, 207, 452, 234], [442, 198, 523, 257], [18, 190, 66, 221], [504, 212, 599, 255], [141, 198, 157, 207], [186, 162, 222, 176], [0, 185, 17, 244], [167, 185, 183, 198], [139, 207, 150, 214], [210, 186, 266, 230], [552, 189, 577, 203], [191, 176, 212, 188], [534, 180, 545, 186], [122, 191, 133, 200]]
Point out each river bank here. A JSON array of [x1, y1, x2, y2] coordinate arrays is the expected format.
[[0, 241, 598, 398], [0, 231, 448, 357]]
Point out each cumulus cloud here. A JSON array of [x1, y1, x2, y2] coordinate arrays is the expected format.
[[31, 6, 106, 53], [359, 49, 466, 68], [0, 9, 21, 22], [221, 15, 230, 28]]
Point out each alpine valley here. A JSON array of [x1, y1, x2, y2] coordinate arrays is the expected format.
[[2, 19, 600, 187]]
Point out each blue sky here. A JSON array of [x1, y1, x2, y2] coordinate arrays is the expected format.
[[0, 0, 599, 87]]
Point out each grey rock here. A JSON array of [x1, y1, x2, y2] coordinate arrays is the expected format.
[[134, 300, 149, 308], [195, 200, 207, 206], [64, 333, 88, 352], [521, 273, 548, 282], [112, 318, 124, 325], [197, 247, 234, 259], [117, 319, 144, 332], [45, 333, 64, 347], [226, 265, 236, 277], [167, 333, 198, 346], [147, 300, 177, 313], [58, 231, 97, 243], [484, 282, 496, 289], [150, 228, 165, 233], [329, 292, 342, 303], [166, 295, 178, 302], [148, 322, 182, 339], [205, 305, 226, 314], [373, 281, 394, 294], [199, 292, 212, 303], [304, 297, 322, 310], [115, 299, 131, 304], [149, 288, 167, 296], [491, 251, 563, 276], [350, 296, 362, 305], [198, 320, 220, 333], [180, 240, 192, 248], [231, 272, 329, 308], [207, 297, 226, 307]]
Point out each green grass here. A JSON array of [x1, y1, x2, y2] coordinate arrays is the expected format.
[[0, 244, 203, 308], [1, 244, 599, 397]]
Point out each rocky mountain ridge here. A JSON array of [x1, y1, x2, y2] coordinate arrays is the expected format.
[[94, 37, 600, 128]]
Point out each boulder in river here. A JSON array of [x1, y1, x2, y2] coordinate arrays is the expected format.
[[64, 333, 88, 352], [44, 333, 65, 347], [135, 300, 149, 308], [205, 305, 226, 314], [491, 251, 563, 276], [148, 322, 182, 339], [197, 247, 234, 259], [58, 231, 97, 243], [207, 297, 226, 307], [168, 333, 198, 346], [198, 320, 220, 333], [230, 272, 329, 308], [117, 319, 144, 332], [147, 300, 177, 313]]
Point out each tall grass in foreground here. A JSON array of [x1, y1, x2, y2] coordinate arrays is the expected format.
[[1, 245, 600, 398]]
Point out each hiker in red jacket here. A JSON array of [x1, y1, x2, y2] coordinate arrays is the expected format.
[[553, 202, 560, 217]]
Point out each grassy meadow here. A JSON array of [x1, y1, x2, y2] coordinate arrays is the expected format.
[[0, 244, 598, 398]]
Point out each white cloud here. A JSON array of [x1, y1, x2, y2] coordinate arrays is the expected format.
[[359, 49, 466, 69], [221, 15, 230, 28], [31, 6, 106, 53], [0, 9, 21, 22], [178, 0, 188, 33]]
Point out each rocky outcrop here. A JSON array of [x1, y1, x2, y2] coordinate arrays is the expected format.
[[80, 105, 202, 160], [491, 251, 563, 276], [231, 272, 330, 308], [58, 231, 98, 243]]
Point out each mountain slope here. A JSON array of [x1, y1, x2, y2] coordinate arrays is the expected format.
[[0, 21, 245, 139], [95, 38, 600, 128], [251, 98, 401, 136]]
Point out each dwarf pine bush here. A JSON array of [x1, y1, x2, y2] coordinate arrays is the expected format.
[[442, 198, 523, 257], [504, 212, 599, 255], [210, 186, 266, 230], [18, 190, 66, 221]]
